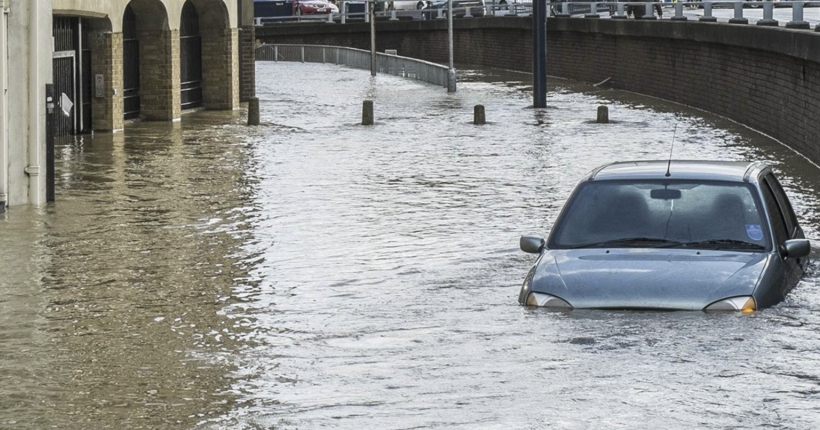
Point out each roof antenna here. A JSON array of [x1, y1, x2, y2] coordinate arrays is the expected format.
[[665, 122, 679, 178]]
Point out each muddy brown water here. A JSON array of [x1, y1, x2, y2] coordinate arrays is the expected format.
[[2, 63, 819, 429]]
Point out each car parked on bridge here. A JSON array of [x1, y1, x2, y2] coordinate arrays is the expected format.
[[422, 0, 486, 18], [518, 160, 811, 312], [388, 0, 428, 10], [294, 0, 339, 16]]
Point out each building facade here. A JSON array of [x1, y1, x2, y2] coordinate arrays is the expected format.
[[0, 0, 255, 209]]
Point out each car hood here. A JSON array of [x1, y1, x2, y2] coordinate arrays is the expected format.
[[531, 249, 769, 310]]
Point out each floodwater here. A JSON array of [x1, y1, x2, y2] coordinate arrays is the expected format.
[[2, 62, 820, 430]]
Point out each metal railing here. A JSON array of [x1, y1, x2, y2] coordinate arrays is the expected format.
[[253, 1, 820, 29], [256, 44, 451, 88]]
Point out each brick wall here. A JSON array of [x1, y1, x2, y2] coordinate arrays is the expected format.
[[139, 29, 181, 121], [202, 28, 240, 110], [240, 25, 256, 101], [91, 32, 124, 132], [256, 18, 820, 164]]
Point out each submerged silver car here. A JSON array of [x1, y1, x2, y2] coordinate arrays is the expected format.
[[519, 161, 811, 312]]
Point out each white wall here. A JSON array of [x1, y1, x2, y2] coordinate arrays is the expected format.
[[52, 0, 239, 32]]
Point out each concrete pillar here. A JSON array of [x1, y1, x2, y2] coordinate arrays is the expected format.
[[91, 32, 124, 131], [6, 0, 50, 206], [239, 25, 256, 102], [202, 28, 240, 110], [139, 29, 181, 121]]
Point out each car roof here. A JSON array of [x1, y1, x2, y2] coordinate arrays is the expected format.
[[586, 160, 769, 183]]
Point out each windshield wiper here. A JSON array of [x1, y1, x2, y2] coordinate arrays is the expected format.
[[568, 237, 683, 249], [680, 239, 765, 250]]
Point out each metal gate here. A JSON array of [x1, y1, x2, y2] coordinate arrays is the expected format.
[[52, 17, 78, 137], [180, 1, 203, 109], [123, 5, 141, 120]]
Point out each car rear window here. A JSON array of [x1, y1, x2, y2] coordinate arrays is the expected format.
[[550, 180, 770, 250]]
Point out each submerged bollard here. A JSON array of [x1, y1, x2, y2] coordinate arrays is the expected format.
[[596, 105, 609, 124], [362, 100, 374, 125], [248, 97, 260, 126], [474, 105, 486, 125]]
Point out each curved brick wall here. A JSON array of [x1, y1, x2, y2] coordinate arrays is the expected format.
[[256, 18, 820, 163]]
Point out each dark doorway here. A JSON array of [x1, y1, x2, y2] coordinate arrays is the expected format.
[[180, 1, 203, 109], [52, 17, 78, 137], [123, 5, 141, 120]]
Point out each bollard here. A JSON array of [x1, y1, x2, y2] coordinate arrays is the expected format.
[[757, 1, 778, 26], [437, 8, 445, 19], [729, 1, 748, 24], [362, 100, 374, 125], [390, 9, 398, 20], [248, 97, 260, 126], [474, 105, 486, 125], [327, 11, 335, 23], [786, 1, 810, 29], [465, 6, 473, 17], [641, 2, 656, 19], [612, 2, 626, 19], [596, 106, 609, 124], [699, 1, 717, 22], [672, 2, 687, 21], [585, 2, 600, 18]]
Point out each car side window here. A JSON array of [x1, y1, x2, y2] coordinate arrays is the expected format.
[[765, 174, 798, 237], [760, 179, 789, 247]]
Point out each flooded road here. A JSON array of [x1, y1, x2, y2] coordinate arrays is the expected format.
[[2, 62, 820, 429]]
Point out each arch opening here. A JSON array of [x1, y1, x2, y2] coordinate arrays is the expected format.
[[180, 1, 203, 110], [124, 0, 178, 121]]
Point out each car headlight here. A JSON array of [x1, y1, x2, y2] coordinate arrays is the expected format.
[[526, 292, 573, 309], [703, 296, 756, 313]]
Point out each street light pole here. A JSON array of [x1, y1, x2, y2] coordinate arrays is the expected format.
[[532, 0, 547, 107], [447, 0, 456, 92], [370, 0, 377, 76]]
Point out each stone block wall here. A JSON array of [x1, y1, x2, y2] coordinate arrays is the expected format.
[[202, 28, 240, 110], [255, 18, 820, 165], [91, 32, 124, 131], [139, 29, 181, 121], [240, 25, 256, 101]]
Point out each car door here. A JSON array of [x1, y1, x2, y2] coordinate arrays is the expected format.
[[759, 173, 801, 296], [764, 173, 807, 283]]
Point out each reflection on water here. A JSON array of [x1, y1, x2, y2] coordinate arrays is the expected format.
[[2, 63, 820, 430]]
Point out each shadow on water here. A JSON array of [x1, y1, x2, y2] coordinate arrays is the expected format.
[[1, 63, 819, 430]]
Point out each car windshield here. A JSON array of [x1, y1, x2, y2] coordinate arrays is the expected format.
[[550, 180, 770, 251]]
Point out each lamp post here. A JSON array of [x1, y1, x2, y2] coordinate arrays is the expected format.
[[447, 0, 456, 92], [370, 0, 376, 76], [532, 0, 547, 107]]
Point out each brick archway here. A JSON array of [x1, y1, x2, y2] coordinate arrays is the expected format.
[[185, 0, 239, 110], [126, 0, 179, 121]]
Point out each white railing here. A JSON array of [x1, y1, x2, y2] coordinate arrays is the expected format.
[[256, 44, 451, 88], [253, 1, 820, 29]]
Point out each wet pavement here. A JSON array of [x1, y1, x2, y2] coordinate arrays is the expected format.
[[2, 62, 820, 429]]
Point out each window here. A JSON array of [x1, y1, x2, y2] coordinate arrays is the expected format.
[[760, 179, 789, 246], [764, 173, 798, 237], [549, 180, 769, 250]]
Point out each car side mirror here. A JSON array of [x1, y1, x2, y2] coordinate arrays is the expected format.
[[784, 239, 811, 259], [520, 236, 545, 254]]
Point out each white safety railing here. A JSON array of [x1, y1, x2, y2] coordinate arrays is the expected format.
[[256, 44, 451, 88], [253, 1, 820, 29]]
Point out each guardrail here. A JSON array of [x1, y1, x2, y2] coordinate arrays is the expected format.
[[254, 1, 820, 29], [256, 44, 451, 88]]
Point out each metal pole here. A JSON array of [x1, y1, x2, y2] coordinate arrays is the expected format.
[[371, 0, 376, 76], [46, 84, 55, 203], [447, 0, 456, 92], [532, 0, 547, 107]]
